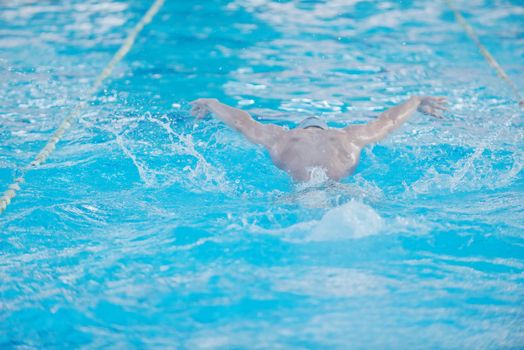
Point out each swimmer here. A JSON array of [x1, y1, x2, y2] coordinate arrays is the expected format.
[[190, 96, 446, 182]]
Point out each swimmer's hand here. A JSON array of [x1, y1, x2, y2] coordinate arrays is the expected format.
[[190, 98, 218, 119], [416, 96, 447, 119]]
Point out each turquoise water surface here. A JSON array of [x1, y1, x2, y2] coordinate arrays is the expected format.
[[1, 0, 523, 348]]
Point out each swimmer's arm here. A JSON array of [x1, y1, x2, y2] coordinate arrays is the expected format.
[[344, 96, 446, 146], [190, 98, 285, 147]]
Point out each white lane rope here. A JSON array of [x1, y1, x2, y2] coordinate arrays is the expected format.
[[445, 0, 523, 189], [0, 0, 165, 214], [446, 0, 523, 108]]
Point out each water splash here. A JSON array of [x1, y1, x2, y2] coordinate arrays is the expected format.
[[310, 200, 384, 240], [109, 112, 236, 193], [294, 167, 330, 189], [147, 114, 234, 193], [239, 199, 428, 242], [408, 147, 523, 195]]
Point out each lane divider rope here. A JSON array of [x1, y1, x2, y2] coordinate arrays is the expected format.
[[446, 0, 523, 108], [0, 0, 165, 214], [445, 0, 523, 189]]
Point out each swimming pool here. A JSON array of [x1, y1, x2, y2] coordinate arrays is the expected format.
[[1, 0, 523, 348]]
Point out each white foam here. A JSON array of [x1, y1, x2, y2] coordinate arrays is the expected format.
[[292, 167, 333, 208], [242, 199, 427, 242], [309, 200, 384, 240], [295, 166, 330, 191]]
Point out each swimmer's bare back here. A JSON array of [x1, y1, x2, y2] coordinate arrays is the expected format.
[[190, 96, 446, 182]]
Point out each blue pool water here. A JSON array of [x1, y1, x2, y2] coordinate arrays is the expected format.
[[1, 0, 523, 348]]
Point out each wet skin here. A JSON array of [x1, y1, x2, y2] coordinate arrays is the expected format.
[[190, 96, 446, 182], [268, 127, 361, 181]]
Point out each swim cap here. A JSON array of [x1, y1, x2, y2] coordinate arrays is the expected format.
[[297, 117, 328, 130]]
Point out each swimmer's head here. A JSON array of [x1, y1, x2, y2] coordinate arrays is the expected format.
[[297, 117, 328, 130]]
